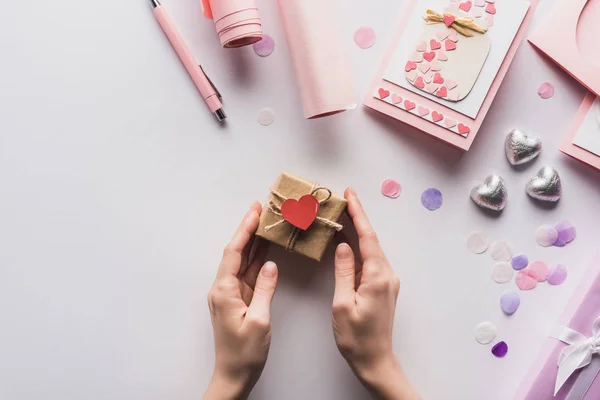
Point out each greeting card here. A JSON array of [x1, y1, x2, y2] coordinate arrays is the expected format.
[[529, 0, 600, 97], [561, 93, 600, 172], [364, 0, 537, 151]]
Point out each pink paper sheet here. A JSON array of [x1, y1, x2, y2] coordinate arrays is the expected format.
[[528, 0, 600, 97], [277, 0, 356, 119], [363, 0, 538, 151], [561, 93, 600, 173], [515, 253, 600, 399]]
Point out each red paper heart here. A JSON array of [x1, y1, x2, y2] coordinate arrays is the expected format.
[[433, 72, 444, 84], [430, 39, 442, 50], [436, 86, 448, 97], [458, 123, 471, 134], [459, 1, 472, 12], [445, 39, 457, 51], [404, 100, 416, 111], [485, 3, 496, 14], [432, 111, 444, 122], [414, 76, 425, 89], [423, 51, 436, 62], [281, 195, 320, 231], [405, 61, 417, 72], [443, 15, 456, 26], [378, 88, 390, 99]]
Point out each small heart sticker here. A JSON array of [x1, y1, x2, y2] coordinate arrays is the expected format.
[[281, 195, 320, 231]]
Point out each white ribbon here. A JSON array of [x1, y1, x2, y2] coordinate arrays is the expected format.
[[551, 317, 600, 395]]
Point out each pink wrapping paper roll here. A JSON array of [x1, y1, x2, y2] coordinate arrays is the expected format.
[[202, 0, 262, 48], [277, 0, 356, 119]]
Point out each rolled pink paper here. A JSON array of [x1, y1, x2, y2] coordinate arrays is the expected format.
[[277, 0, 356, 119], [203, 0, 263, 48]]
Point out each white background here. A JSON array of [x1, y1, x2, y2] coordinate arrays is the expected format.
[[1, 0, 599, 399]]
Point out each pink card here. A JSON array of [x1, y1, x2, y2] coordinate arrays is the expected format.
[[364, 0, 538, 151], [528, 0, 600, 97], [560, 93, 600, 173]]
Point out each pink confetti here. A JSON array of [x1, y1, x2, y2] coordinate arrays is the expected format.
[[354, 26, 376, 49], [538, 82, 555, 99], [516, 270, 538, 290], [535, 224, 558, 247], [253, 34, 275, 57], [548, 264, 568, 285], [381, 179, 402, 199], [528, 261, 549, 282]]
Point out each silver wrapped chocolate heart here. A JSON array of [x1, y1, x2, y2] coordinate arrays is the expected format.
[[470, 174, 508, 211], [505, 129, 542, 166], [526, 166, 562, 202]]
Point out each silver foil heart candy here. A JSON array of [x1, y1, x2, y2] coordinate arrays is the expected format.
[[505, 129, 542, 166], [526, 166, 562, 202], [470, 174, 508, 211]]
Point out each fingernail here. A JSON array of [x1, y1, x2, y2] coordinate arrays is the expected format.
[[262, 261, 277, 278], [347, 187, 356, 196], [336, 243, 352, 260]]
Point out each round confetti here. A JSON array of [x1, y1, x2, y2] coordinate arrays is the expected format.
[[490, 241, 514, 262], [529, 261, 549, 282], [466, 231, 489, 254], [258, 107, 275, 126], [421, 188, 443, 211], [492, 262, 514, 284], [555, 220, 577, 244], [535, 225, 558, 247], [475, 322, 497, 345], [381, 179, 402, 199], [548, 264, 568, 286], [511, 254, 529, 271], [492, 341, 509, 358], [516, 270, 538, 291], [538, 82, 555, 99], [500, 291, 520, 315], [553, 239, 567, 248], [253, 34, 275, 57], [354, 26, 376, 49]]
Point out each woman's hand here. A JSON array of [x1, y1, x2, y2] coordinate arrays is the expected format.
[[332, 188, 420, 400], [204, 202, 278, 400]]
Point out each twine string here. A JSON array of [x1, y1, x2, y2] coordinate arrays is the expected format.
[[423, 9, 487, 37]]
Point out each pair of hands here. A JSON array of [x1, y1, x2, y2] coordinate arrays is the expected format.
[[204, 188, 420, 400]]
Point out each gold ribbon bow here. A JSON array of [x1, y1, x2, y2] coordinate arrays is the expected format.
[[423, 9, 487, 37], [265, 186, 343, 251]]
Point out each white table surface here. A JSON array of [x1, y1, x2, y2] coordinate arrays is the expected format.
[[1, 0, 599, 399]]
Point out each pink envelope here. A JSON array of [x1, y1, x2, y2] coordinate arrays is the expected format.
[[560, 92, 600, 172], [528, 0, 600, 96], [363, 0, 539, 152]]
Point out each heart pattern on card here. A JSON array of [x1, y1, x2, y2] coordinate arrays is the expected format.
[[423, 51, 436, 62], [433, 73, 444, 84], [411, 52, 423, 62], [404, 99, 416, 110], [436, 86, 448, 97], [418, 63, 431, 74], [378, 88, 390, 99], [406, 70, 418, 82], [430, 39, 442, 50], [430, 61, 441, 71], [424, 71, 434, 83], [445, 118, 457, 128], [459, 1, 472, 12], [458, 123, 471, 135], [432, 111, 444, 122], [445, 40, 457, 51], [425, 83, 438, 94], [414, 76, 425, 88], [445, 80, 458, 90], [391, 93, 403, 104], [418, 106, 430, 116], [416, 41, 427, 52], [405, 61, 417, 72]]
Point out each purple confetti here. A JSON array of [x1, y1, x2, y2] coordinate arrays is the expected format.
[[555, 220, 577, 244], [253, 34, 275, 57], [492, 341, 508, 358], [421, 188, 443, 211], [500, 291, 520, 315], [548, 264, 568, 285], [511, 254, 529, 271], [553, 239, 567, 248]]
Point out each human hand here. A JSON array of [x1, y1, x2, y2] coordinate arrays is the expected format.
[[332, 188, 420, 400], [204, 202, 278, 400]]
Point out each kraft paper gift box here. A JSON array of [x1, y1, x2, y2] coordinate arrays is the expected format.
[[256, 172, 347, 262], [515, 253, 600, 400]]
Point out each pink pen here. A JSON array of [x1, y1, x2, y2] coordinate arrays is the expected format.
[[151, 0, 226, 121]]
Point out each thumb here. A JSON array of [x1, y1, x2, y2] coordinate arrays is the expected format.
[[333, 243, 356, 305], [246, 262, 278, 323]]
